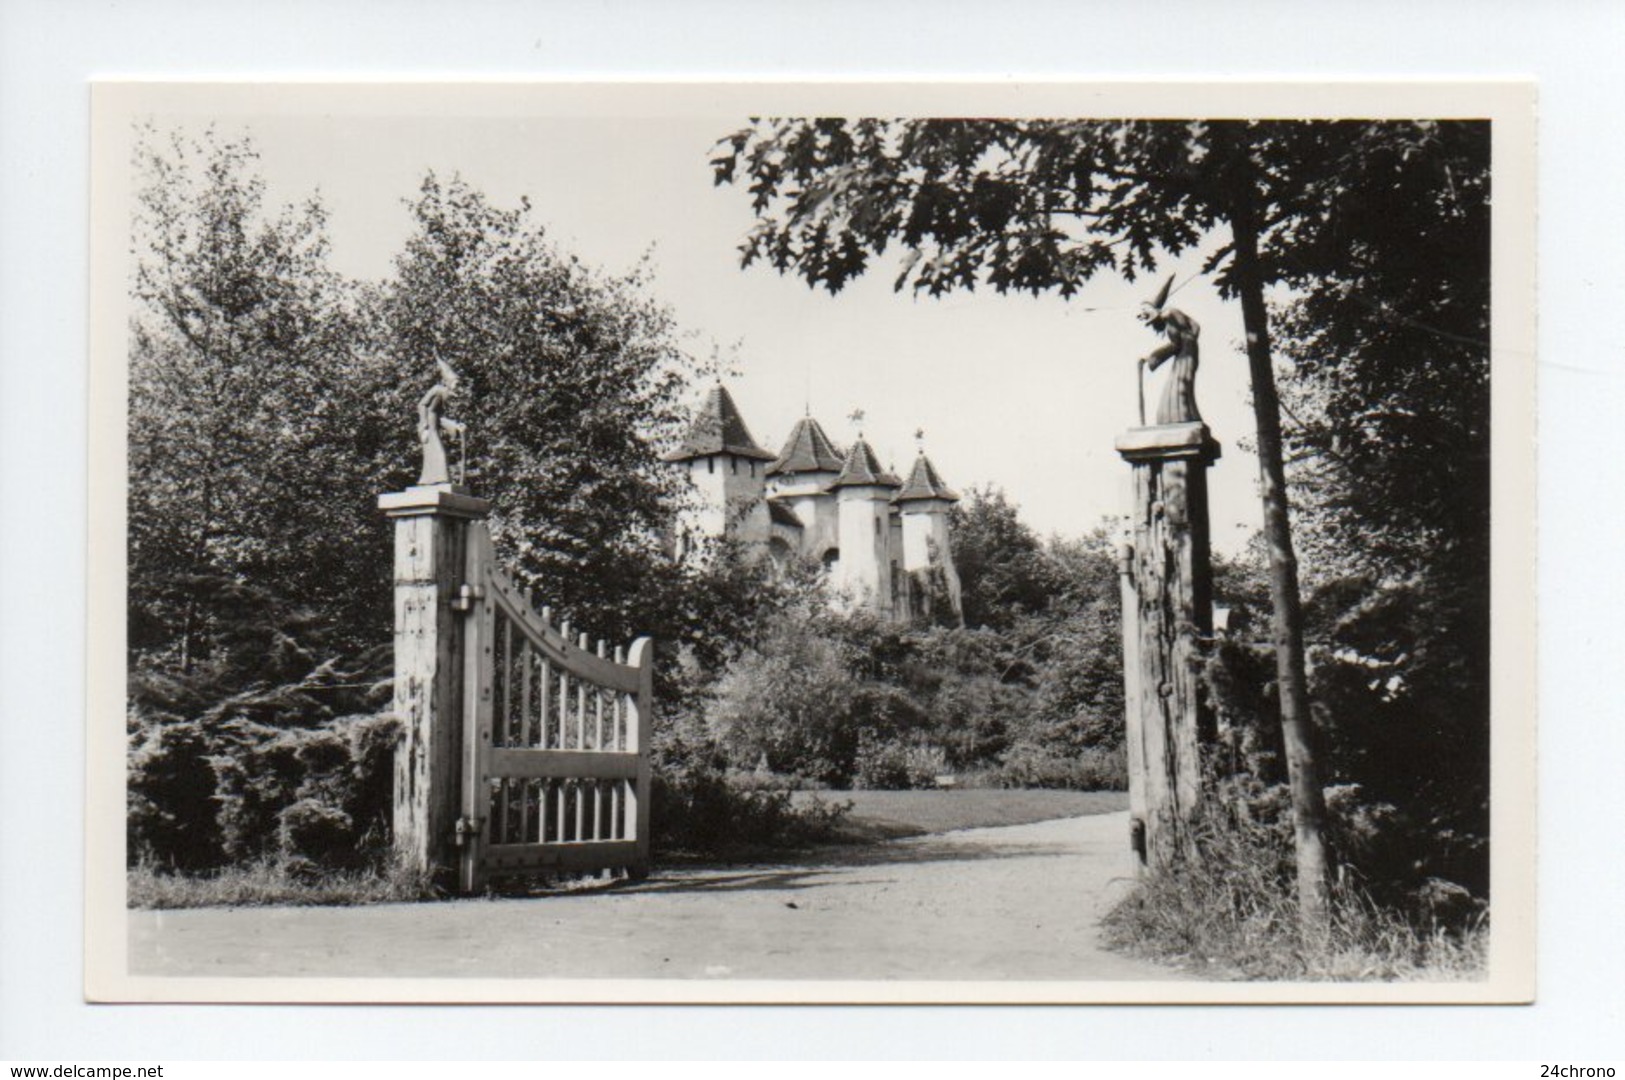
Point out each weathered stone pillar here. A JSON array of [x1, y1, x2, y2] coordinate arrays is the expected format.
[[1116, 421, 1219, 868], [377, 482, 492, 878]]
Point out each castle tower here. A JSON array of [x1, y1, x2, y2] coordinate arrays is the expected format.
[[829, 436, 901, 615], [661, 383, 775, 556], [767, 415, 846, 564], [893, 451, 963, 622]]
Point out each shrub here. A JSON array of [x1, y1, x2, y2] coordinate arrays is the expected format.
[[704, 613, 862, 784], [278, 798, 360, 868], [1101, 779, 1487, 981], [127, 714, 225, 870], [651, 758, 850, 856], [852, 734, 913, 790], [988, 743, 1128, 791], [853, 735, 949, 790], [128, 710, 401, 874], [211, 724, 318, 861]]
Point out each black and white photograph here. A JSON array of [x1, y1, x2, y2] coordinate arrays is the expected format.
[[84, 81, 1535, 1004]]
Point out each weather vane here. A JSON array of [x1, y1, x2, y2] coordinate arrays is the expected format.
[[914, 427, 926, 452], [848, 407, 866, 435]]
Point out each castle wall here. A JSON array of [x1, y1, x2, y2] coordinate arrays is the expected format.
[[901, 501, 963, 618], [787, 493, 840, 560], [832, 486, 894, 616], [769, 472, 841, 561], [679, 454, 769, 555]]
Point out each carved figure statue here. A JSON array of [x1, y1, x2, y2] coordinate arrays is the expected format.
[[1137, 275, 1202, 425], [417, 358, 464, 486]]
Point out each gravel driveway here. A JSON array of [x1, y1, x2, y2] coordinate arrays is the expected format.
[[129, 810, 1177, 983]]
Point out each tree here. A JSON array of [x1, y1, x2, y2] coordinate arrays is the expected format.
[[128, 135, 731, 871], [1271, 124, 1492, 896], [129, 128, 391, 682], [712, 119, 1475, 930], [374, 174, 699, 645], [949, 486, 1063, 631]]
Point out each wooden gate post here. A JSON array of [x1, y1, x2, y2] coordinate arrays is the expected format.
[[378, 482, 492, 879], [626, 635, 655, 879], [1116, 421, 1219, 868], [1117, 531, 1149, 874]]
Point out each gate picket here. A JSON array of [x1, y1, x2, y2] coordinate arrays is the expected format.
[[453, 521, 652, 893]]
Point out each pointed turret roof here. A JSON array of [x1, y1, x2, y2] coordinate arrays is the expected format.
[[893, 453, 960, 503], [831, 437, 901, 489], [769, 415, 846, 476], [767, 500, 805, 529], [661, 383, 775, 462]]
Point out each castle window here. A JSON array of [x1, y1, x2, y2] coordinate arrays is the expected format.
[[707, 457, 714, 474], [875, 517, 882, 537]]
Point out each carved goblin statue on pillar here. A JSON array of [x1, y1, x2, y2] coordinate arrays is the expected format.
[[1137, 275, 1202, 426], [417, 357, 467, 486]]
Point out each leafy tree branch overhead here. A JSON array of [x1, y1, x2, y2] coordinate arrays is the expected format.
[[711, 119, 1476, 300], [713, 116, 1490, 933]]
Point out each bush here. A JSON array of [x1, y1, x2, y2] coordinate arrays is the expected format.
[[278, 798, 360, 868], [853, 735, 948, 790], [986, 743, 1128, 791], [127, 715, 226, 870], [1101, 779, 1487, 981], [704, 610, 862, 784], [127, 710, 401, 873], [651, 758, 850, 856]]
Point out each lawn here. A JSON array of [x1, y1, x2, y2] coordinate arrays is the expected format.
[[792, 788, 1127, 842]]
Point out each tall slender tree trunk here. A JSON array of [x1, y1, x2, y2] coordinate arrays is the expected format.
[[1223, 136, 1332, 934]]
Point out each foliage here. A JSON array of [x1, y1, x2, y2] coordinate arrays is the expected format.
[[127, 715, 224, 872], [649, 757, 851, 857], [703, 596, 867, 783], [711, 118, 1471, 309], [713, 117, 1494, 927], [128, 707, 401, 872], [1268, 122, 1492, 896], [852, 735, 948, 791], [126, 131, 750, 880], [374, 174, 700, 644], [978, 744, 1128, 792], [950, 486, 1067, 632], [1102, 777, 1488, 981], [129, 128, 392, 674], [690, 513, 1131, 792]]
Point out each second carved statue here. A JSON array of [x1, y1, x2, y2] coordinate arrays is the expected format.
[[1138, 275, 1202, 426]]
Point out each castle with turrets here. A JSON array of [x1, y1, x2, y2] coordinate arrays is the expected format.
[[664, 384, 963, 623]]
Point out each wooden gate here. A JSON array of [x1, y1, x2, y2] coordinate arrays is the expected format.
[[455, 523, 653, 893]]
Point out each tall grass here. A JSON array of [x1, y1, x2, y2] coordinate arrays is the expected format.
[[1100, 804, 1488, 981], [128, 856, 437, 910]]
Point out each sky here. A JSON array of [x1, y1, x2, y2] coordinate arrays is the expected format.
[[139, 101, 1268, 555]]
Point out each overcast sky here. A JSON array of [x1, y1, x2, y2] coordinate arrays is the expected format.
[[122, 92, 1277, 555]]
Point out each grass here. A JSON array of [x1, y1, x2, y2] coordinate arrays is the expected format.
[[794, 787, 1128, 842], [128, 857, 437, 910], [1099, 811, 1489, 982]]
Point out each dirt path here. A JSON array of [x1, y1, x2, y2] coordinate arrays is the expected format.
[[129, 810, 1176, 981]]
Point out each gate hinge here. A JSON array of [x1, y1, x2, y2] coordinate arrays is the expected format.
[[453, 816, 484, 846], [450, 583, 485, 613]]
